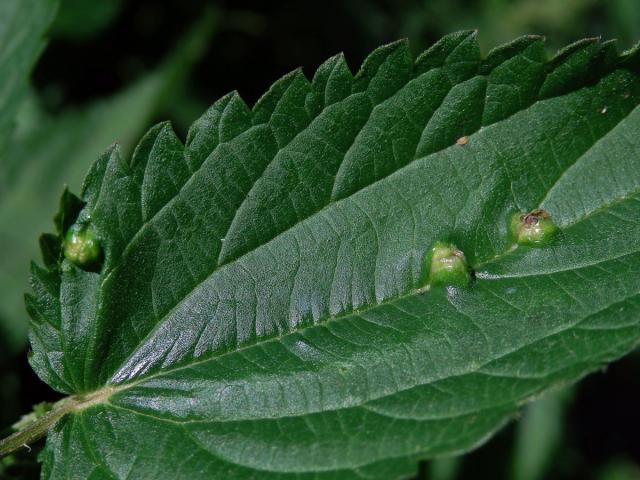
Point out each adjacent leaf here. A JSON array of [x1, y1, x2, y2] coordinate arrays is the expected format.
[[0, 12, 217, 353], [51, 0, 125, 40], [511, 389, 571, 480], [0, 0, 58, 183], [0, 0, 58, 353], [22, 33, 640, 478]]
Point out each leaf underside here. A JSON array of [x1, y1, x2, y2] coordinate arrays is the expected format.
[[26, 32, 640, 479]]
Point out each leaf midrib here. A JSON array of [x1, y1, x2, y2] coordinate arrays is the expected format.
[[81, 279, 640, 431], [103, 207, 639, 394]]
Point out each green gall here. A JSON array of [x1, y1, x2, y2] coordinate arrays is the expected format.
[[510, 209, 558, 247], [63, 223, 102, 268], [426, 242, 470, 287]]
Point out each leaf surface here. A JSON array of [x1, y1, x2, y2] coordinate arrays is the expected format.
[[25, 33, 640, 479]]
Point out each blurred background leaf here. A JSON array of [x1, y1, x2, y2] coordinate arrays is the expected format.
[[0, 0, 58, 200], [428, 457, 462, 480], [596, 459, 640, 480], [511, 390, 572, 480], [51, 0, 127, 40]]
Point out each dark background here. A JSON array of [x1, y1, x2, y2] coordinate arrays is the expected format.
[[1, 0, 640, 479]]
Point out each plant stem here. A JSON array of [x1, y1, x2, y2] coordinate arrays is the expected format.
[[0, 387, 115, 458], [0, 400, 71, 457]]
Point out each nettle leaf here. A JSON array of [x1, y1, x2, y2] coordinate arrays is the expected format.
[[21, 32, 640, 478]]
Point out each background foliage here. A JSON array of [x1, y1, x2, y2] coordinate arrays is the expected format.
[[1, 0, 639, 479]]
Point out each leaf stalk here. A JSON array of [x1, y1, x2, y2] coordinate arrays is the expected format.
[[0, 387, 115, 458]]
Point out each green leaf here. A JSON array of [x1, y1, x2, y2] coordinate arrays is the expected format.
[[0, 11, 217, 354], [19, 33, 640, 478], [429, 457, 461, 480], [597, 460, 640, 480], [511, 389, 571, 480], [51, 0, 125, 40], [0, 0, 58, 353], [0, 0, 58, 177]]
